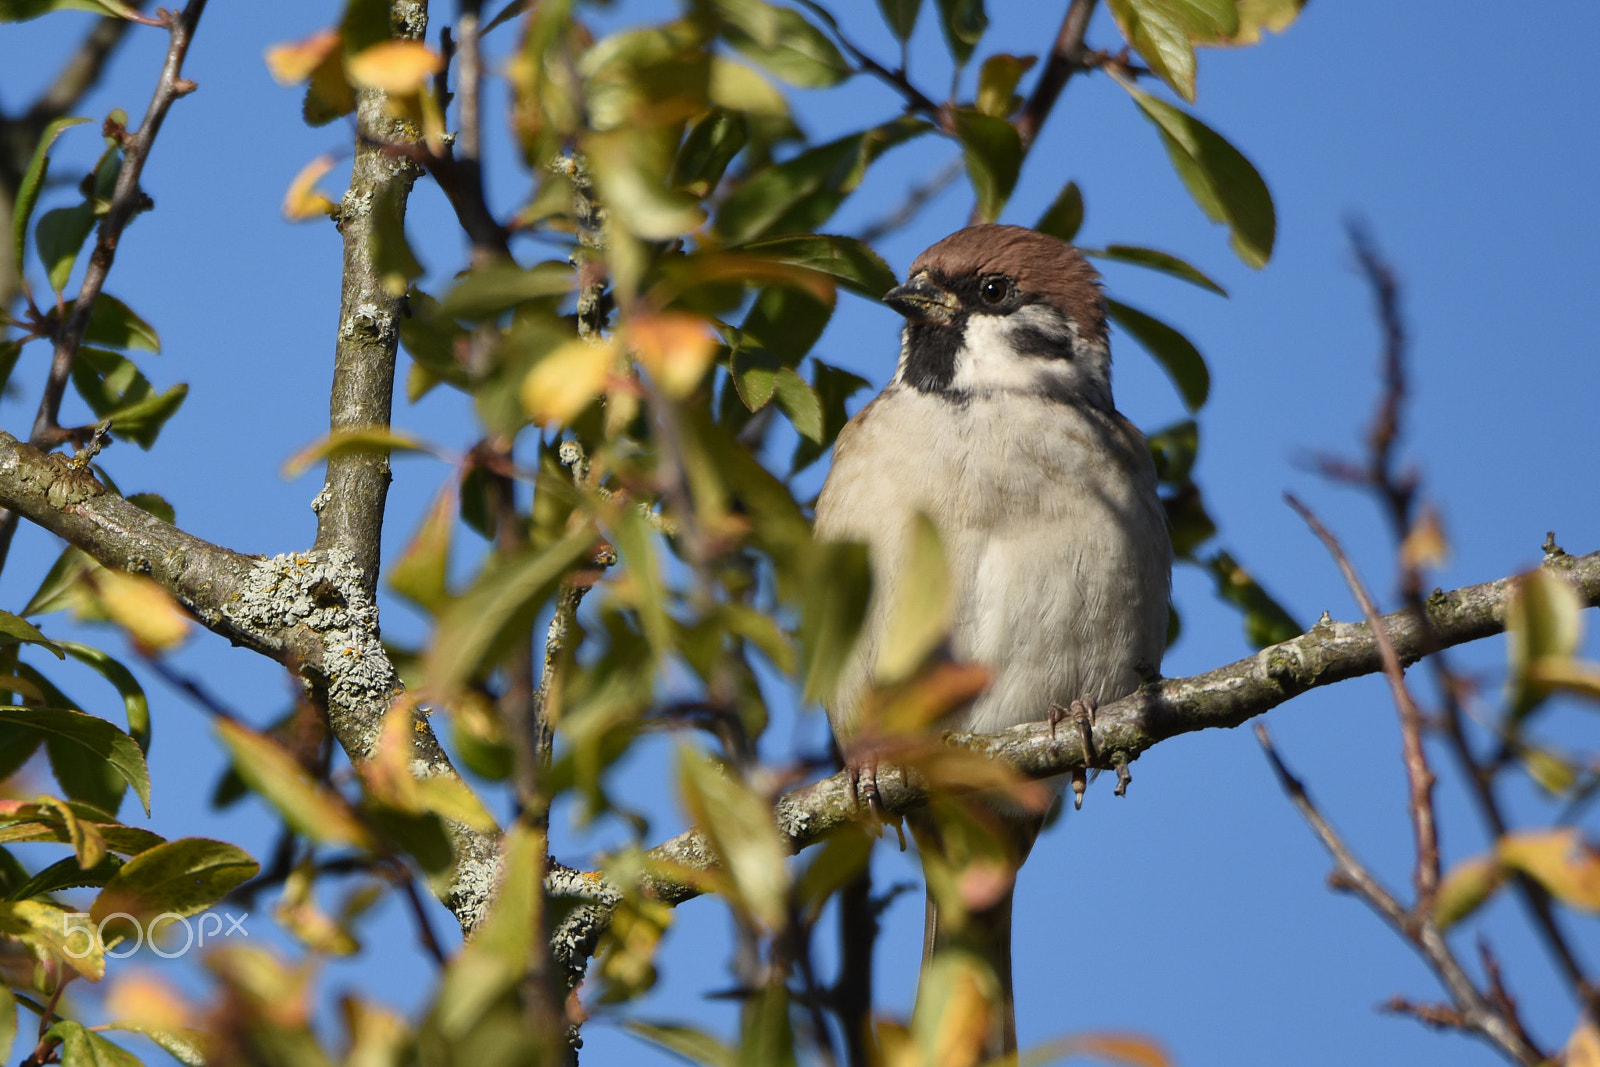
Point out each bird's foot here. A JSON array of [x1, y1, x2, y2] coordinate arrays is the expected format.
[[1047, 698, 1098, 810]]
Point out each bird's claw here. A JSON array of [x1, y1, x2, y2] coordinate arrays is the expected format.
[[1048, 697, 1097, 809]]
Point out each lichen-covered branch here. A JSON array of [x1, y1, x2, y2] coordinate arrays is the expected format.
[[312, 0, 428, 591]]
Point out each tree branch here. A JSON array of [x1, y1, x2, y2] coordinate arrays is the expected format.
[[1015, 0, 1099, 148], [312, 0, 428, 592], [546, 546, 1600, 969], [31, 1, 207, 449]]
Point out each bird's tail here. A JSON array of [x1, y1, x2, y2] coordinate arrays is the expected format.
[[915, 809, 1043, 1061]]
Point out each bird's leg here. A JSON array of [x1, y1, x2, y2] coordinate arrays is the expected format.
[[1047, 697, 1098, 809]]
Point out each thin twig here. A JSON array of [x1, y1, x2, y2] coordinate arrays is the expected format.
[[1015, 0, 1100, 147], [1256, 724, 1543, 1065], [32, 1, 208, 449], [856, 157, 963, 245], [1335, 230, 1600, 1018], [1285, 493, 1441, 914]]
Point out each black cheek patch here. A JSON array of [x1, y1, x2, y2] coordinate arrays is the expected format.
[[902, 320, 963, 393], [1009, 322, 1072, 360]]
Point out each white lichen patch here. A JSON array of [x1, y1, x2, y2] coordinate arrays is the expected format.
[[224, 548, 397, 757]]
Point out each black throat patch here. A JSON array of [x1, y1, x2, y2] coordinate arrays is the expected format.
[[900, 319, 966, 394]]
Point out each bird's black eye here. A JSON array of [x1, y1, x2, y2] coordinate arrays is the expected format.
[[979, 275, 1009, 305]]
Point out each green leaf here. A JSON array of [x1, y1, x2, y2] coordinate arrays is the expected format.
[[46, 1021, 144, 1067], [433, 823, 541, 1036], [1088, 244, 1226, 295], [799, 540, 872, 702], [282, 426, 438, 479], [96, 1026, 205, 1067], [1147, 418, 1198, 483], [743, 985, 798, 1067], [1125, 86, 1275, 267], [673, 108, 749, 194], [101, 384, 187, 450], [0, 0, 142, 19], [624, 1020, 737, 1067], [789, 359, 868, 473], [933, 0, 987, 68], [715, 118, 931, 243], [0, 991, 12, 1067], [215, 719, 374, 848], [0, 610, 64, 657], [0, 900, 102, 980], [739, 234, 896, 299], [1035, 180, 1084, 243], [876, 0, 922, 42], [677, 748, 790, 929], [772, 367, 822, 441], [1507, 568, 1585, 717], [1105, 298, 1209, 410], [0, 706, 150, 815], [876, 512, 949, 681], [440, 260, 574, 321], [387, 483, 456, 614], [1203, 549, 1301, 648], [58, 642, 150, 754], [69, 348, 185, 449], [976, 53, 1035, 117], [12, 116, 88, 274], [5, 853, 122, 901], [79, 293, 161, 353], [952, 110, 1022, 223], [737, 285, 835, 366], [1222, 0, 1305, 45], [36, 202, 96, 295], [720, 3, 851, 88], [1106, 0, 1237, 101], [425, 525, 598, 692]]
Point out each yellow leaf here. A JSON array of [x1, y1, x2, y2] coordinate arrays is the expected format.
[[521, 338, 615, 426], [282, 425, 438, 479], [912, 952, 995, 1067], [37, 795, 106, 870], [282, 154, 339, 221], [105, 971, 195, 1031], [346, 41, 444, 94], [264, 29, 341, 84], [1019, 1033, 1173, 1067], [626, 312, 717, 399], [1497, 828, 1600, 912], [875, 513, 951, 683], [1432, 854, 1507, 929], [362, 697, 498, 832], [216, 719, 375, 850], [1567, 1016, 1600, 1067], [91, 571, 190, 652], [1399, 505, 1448, 572], [0, 900, 104, 980], [1507, 568, 1585, 714], [676, 748, 789, 931]]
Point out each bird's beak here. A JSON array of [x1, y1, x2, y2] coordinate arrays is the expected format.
[[883, 271, 959, 325]]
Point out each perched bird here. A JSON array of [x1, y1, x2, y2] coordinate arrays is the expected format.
[[814, 224, 1172, 1057]]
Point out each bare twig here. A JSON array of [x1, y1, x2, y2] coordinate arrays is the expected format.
[[1014, 0, 1100, 147], [1257, 724, 1543, 1065], [31, 1, 207, 450], [1328, 230, 1600, 1019], [1285, 493, 1440, 913], [856, 157, 963, 245]]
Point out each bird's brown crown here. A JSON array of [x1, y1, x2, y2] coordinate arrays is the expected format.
[[910, 224, 1106, 345]]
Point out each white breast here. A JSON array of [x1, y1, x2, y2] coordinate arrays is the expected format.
[[814, 386, 1170, 737]]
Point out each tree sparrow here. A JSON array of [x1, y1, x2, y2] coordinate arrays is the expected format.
[[814, 224, 1172, 1056]]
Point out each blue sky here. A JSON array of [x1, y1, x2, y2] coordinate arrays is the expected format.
[[4, 2, 1599, 1065]]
